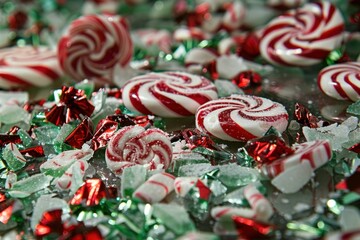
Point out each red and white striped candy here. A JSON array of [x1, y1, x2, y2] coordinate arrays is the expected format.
[[0, 46, 62, 89], [122, 72, 218, 117], [134, 29, 172, 53], [40, 147, 94, 190], [211, 206, 256, 220], [184, 48, 217, 74], [243, 184, 274, 222], [58, 14, 133, 82], [174, 177, 198, 197], [261, 140, 332, 178], [317, 62, 360, 102], [222, 1, 245, 32], [196, 95, 288, 141], [105, 125, 173, 174], [133, 172, 175, 203], [173, 27, 210, 42], [259, 2, 344, 66]]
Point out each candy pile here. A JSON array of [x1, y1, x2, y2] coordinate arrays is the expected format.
[[0, 0, 360, 239]]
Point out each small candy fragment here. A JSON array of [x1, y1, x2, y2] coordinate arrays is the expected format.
[[105, 125, 172, 174], [2, 143, 26, 171], [133, 172, 175, 203], [259, 2, 344, 66], [174, 177, 198, 197], [122, 72, 218, 117], [271, 161, 313, 193], [196, 95, 288, 141], [176, 231, 219, 240], [58, 14, 133, 83], [318, 62, 360, 101], [8, 173, 53, 198], [70, 179, 109, 206], [243, 183, 274, 222], [121, 165, 147, 198], [211, 206, 256, 220]]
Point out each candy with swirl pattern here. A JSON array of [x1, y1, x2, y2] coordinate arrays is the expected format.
[[196, 95, 288, 141], [0, 46, 62, 89], [58, 14, 133, 82], [105, 125, 172, 175], [317, 62, 360, 101], [122, 72, 218, 117], [259, 2, 344, 66]]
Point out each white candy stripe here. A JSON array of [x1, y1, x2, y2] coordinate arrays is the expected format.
[[58, 15, 132, 82], [133, 172, 175, 203], [196, 95, 288, 141], [261, 140, 332, 178], [318, 62, 360, 101], [105, 126, 172, 175], [122, 72, 218, 117], [243, 184, 274, 221], [259, 2, 344, 66]]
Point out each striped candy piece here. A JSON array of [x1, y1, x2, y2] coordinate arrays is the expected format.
[[0, 46, 62, 89], [259, 2, 344, 66], [174, 177, 198, 197], [196, 95, 288, 141], [105, 125, 173, 174], [134, 29, 172, 53], [317, 62, 360, 102], [243, 184, 274, 222], [261, 140, 332, 178], [40, 148, 94, 190], [133, 172, 175, 203], [122, 72, 218, 117], [58, 14, 133, 83], [211, 206, 256, 220]]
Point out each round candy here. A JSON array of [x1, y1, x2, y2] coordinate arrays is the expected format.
[[58, 14, 133, 82], [0, 46, 62, 89], [122, 72, 218, 117], [259, 2, 344, 66], [196, 95, 288, 141], [105, 125, 172, 174], [317, 62, 360, 101]]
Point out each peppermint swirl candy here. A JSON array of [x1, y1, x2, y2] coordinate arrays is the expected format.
[[259, 2, 344, 66], [196, 95, 288, 141], [105, 125, 172, 175], [122, 72, 218, 117], [58, 14, 133, 82], [317, 62, 360, 101], [0, 46, 62, 89]]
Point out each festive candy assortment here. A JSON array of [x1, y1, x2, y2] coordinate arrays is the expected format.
[[0, 0, 360, 239]]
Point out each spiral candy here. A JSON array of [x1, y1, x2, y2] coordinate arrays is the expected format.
[[259, 2, 344, 66], [317, 62, 360, 101], [122, 72, 218, 117], [196, 95, 288, 141], [105, 125, 173, 174], [0, 46, 62, 89], [58, 14, 133, 82]]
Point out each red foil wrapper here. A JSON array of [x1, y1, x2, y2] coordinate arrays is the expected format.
[[62, 223, 103, 240], [35, 209, 64, 237], [294, 103, 320, 128], [336, 166, 360, 194], [181, 129, 219, 150], [245, 135, 294, 165], [46, 86, 95, 126], [0, 134, 21, 147], [232, 216, 274, 239], [64, 118, 94, 149], [69, 179, 109, 206], [236, 33, 260, 60], [232, 70, 262, 89], [91, 119, 118, 150], [20, 145, 45, 157], [202, 60, 219, 80], [196, 180, 212, 200]]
